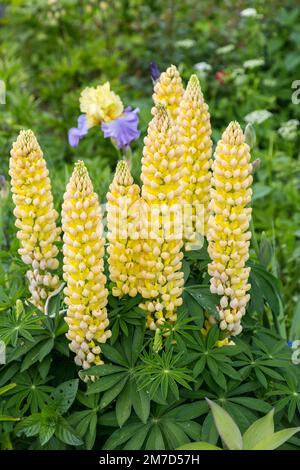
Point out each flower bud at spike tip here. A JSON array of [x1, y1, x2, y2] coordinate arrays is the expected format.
[[152, 65, 184, 120], [107, 160, 141, 298], [207, 122, 252, 338], [177, 74, 213, 241], [140, 104, 185, 329], [62, 161, 111, 372], [9, 130, 61, 312]]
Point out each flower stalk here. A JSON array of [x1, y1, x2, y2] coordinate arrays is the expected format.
[[207, 122, 252, 336], [62, 161, 111, 369], [177, 74, 213, 243], [140, 104, 185, 329], [9, 130, 60, 311], [107, 160, 141, 298]]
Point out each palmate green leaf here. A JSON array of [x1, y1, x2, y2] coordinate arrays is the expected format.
[[290, 298, 300, 341], [182, 290, 204, 327], [165, 401, 208, 421], [116, 382, 132, 427], [5, 370, 54, 414], [123, 425, 151, 450], [20, 338, 54, 372], [103, 421, 146, 450], [47, 379, 79, 415], [161, 420, 190, 449], [15, 413, 41, 437], [131, 380, 150, 424], [207, 398, 243, 450], [243, 409, 274, 449], [178, 420, 202, 441], [178, 442, 221, 450], [252, 427, 300, 450], [81, 364, 125, 377], [100, 377, 128, 410], [146, 426, 166, 450], [68, 409, 98, 449], [55, 417, 83, 446], [39, 422, 56, 446], [193, 356, 206, 378], [184, 285, 219, 319], [100, 343, 129, 367], [86, 372, 127, 395], [229, 397, 271, 413], [201, 411, 219, 445]]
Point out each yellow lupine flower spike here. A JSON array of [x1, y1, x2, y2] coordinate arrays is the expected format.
[[107, 160, 141, 298], [177, 75, 213, 241], [62, 161, 111, 369], [152, 65, 184, 120], [140, 104, 185, 329], [207, 122, 252, 337], [9, 130, 61, 311]]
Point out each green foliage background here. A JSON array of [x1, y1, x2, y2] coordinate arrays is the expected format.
[[0, 0, 300, 451]]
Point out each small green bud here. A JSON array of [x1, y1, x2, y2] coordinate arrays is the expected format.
[[153, 328, 163, 353], [244, 123, 256, 148], [15, 299, 25, 318]]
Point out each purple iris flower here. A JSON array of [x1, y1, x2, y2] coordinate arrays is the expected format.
[[101, 107, 140, 149], [149, 62, 161, 82], [68, 114, 89, 147]]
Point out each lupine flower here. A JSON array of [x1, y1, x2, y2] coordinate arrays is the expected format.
[[152, 65, 184, 120], [207, 122, 252, 337], [140, 104, 185, 329], [107, 160, 141, 297], [62, 161, 111, 369], [177, 75, 212, 241], [68, 115, 89, 148], [101, 107, 140, 149], [79, 82, 124, 127], [9, 130, 61, 311]]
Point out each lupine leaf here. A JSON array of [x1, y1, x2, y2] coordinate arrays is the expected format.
[[207, 399, 243, 450]]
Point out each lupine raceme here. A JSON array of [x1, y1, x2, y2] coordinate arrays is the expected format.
[[152, 65, 184, 121], [107, 160, 141, 298], [9, 130, 60, 311], [140, 104, 185, 329], [207, 121, 252, 337], [62, 161, 111, 369], [177, 74, 212, 243]]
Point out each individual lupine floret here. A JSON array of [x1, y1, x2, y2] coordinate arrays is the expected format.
[[9, 130, 61, 311], [152, 65, 184, 121], [207, 122, 252, 337], [140, 104, 185, 329], [177, 75, 212, 242], [62, 161, 111, 370], [107, 160, 141, 298]]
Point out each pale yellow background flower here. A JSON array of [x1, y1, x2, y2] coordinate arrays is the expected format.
[[80, 82, 124, 127]]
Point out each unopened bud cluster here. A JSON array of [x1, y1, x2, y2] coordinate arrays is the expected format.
[[62, 161, 111, 369], [9, 130, 60, 311], [152, 65, 184, 120], [208, 122, 252, 336]]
